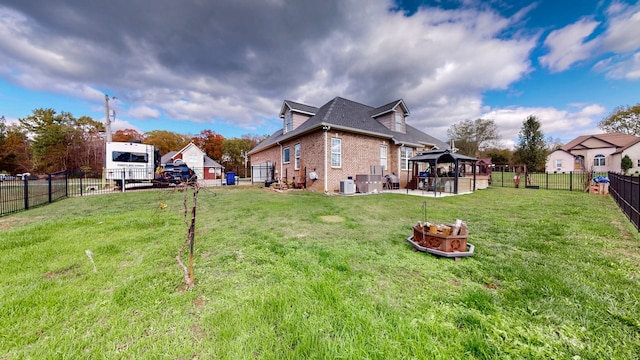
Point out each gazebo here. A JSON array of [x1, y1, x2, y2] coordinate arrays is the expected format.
[[406, 149, 479, 196]]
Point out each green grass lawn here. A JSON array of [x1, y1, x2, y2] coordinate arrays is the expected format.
[[1, 186, 639, 359]]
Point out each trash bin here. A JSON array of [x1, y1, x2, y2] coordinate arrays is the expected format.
[[226, 172, 236, 186]]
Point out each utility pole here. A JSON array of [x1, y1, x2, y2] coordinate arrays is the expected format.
[[104, 94, 115, 143]]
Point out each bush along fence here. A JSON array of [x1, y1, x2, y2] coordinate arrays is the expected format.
[[608, 172, 640, 232]]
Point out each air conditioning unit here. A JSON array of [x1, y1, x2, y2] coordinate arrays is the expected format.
[[339, 179, 355, 194]]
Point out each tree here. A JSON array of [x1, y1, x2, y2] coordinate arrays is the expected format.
[[222, 138, 253, 169], [598, 104, 640, 136], [191, 129, 225, 162], [143, 130, 191, 155], [19, 109, 103, 173], [112, 129, 144, 142], [0, 117, 33, 173], [481, 147, 512, 165], [621, 155, 633, 174], [447, 119, 500, 157], [513, 115, 547, 172]]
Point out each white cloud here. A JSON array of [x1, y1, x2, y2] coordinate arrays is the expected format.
[[127, 106, 160, 119], [538, 18, 600, 72], [481, 103, 606, 148]]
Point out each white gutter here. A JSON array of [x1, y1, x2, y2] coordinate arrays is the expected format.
[[323, 125, 331, 192], [277, 142, 283, 181]]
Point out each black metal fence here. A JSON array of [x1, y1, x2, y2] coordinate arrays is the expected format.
[[608, 172, 640, 232], [490, 169, 607, 191]]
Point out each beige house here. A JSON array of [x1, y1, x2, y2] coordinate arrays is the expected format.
[[248, 97, 448, 193], [162, 142, 224, 180], [546, 132, 640, 173]]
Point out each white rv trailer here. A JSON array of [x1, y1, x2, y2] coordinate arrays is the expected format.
[[105, 142, 157, 188]]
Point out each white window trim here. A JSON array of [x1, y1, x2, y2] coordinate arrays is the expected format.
[[395, 112, 403, 132], [331, 138, 341, 168], [283, 147, 290, 164], [594, 154, 605, 167], [380, 145, 388, 170], [284, 112, 293, 133], [400, 146, 412, 171], [294, 144, 301, 170]]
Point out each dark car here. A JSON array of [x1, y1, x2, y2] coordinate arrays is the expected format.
[[156, 162, 196, 185]]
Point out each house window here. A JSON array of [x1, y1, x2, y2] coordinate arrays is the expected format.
[[331, 138, 341, 168], [400, 146, 413, 171], [294, 144, 301, 170], [283, 147, 290, 163], [555, 159, 562, 169], [285, 112, 293, 133], [637, 159, 640, 167], [593, 154, 605, 167], [380, 145, 387, 170], [395, 112, 403, 132]]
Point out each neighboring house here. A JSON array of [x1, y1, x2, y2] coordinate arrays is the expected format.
[[546, 132, 640, 173], [161, 142, 224, 180], [248, 97, 449, 193]]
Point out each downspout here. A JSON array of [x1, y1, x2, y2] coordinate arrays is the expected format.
[[323, 125, 331, 193], [277, 142, 283, 181]]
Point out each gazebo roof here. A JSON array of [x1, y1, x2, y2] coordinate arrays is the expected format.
[[409, 149, 478, 163]]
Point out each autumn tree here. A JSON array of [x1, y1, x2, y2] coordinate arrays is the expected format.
[[112, 128, 144, 142], [191, 129, 225, 162], [143, 130, 191, 155], [513, 115, 547, 172], [19, 109, 103, 173], [1, 117, 33, 173], [447, 119, 500, 157], [598, 104, 640, 136]]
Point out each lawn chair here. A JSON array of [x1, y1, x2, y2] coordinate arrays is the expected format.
[[426, 177, 444, 193]]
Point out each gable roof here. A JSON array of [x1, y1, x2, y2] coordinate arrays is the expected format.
[[561, 132, 640, 152], [162, 143, 223, 168], [250, 97, 448, 154], [280, 100, 318, 118]]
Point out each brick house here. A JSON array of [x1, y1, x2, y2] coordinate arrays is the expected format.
[[248, 97, 448, 193]]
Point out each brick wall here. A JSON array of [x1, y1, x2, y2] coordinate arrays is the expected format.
[[250, 129, 414, 192]]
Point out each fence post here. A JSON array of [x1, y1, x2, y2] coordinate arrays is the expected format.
[[569, 171, 573, 191], [23, 176, 29, 210], [80, 170, 83, 197], [546, 172, 549, 190], [121, 170, 126, 193], [65, 170, 69, 197], [48, 173, 52, 203]]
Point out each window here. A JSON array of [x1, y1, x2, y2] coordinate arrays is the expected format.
[[400, 146, 413, 171], [593, 154, 605, 167], [395, 112, 403, 131], [112, 151, 148, 163], [294, 144, 301, 170], [285, 112, 293, 132], [555, 159, 562, 169], [380, 145, 388, 170], [331, 138, 341, 167], [283, 147, 290, 163], [637, 159, 640, 167]]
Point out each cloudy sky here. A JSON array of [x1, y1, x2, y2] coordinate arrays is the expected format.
[[1, 0, 639, 148]]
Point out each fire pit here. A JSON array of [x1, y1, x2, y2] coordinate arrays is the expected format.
[[407, 220, 474, 261]]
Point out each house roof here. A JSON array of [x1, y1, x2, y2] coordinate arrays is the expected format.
[[162, 143, 223, 168], [250, 97, 448, 154], [561, 132, 640, 152], [280, 100, 318, 118]]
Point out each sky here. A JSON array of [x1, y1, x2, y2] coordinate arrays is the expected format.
[[1, 0, 639, 149]]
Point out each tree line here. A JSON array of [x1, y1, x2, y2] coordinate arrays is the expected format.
[[0, 108, 266, 175], [447, 103, 639, 172]]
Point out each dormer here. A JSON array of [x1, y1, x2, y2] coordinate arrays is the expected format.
[[371, 99, 409, 134], [279, 100, 318, 134]]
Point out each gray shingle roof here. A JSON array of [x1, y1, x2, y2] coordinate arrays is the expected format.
[[250, 96, 448, 154]]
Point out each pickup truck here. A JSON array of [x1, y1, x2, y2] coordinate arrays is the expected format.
[[156, 162, 196, 185]]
